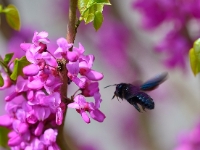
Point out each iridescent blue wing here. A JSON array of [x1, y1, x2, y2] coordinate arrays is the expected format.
[[140, 72, 168, 91]]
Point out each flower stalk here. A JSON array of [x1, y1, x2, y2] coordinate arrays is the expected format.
[[67, 0, 78, 51], [57, 0, 78, 149]]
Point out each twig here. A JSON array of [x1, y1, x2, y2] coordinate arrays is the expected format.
[[57, 0, 79, 149], [66, 0, 78, 51]]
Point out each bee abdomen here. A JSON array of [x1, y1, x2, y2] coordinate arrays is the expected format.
[[135, 92, 154, 109]]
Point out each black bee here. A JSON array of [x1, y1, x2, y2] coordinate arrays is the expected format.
[[105, 72, 168, 112]]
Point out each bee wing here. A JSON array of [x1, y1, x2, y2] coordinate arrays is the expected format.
[[140, 72, 168, 91]]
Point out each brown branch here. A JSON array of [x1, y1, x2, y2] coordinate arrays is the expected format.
[[56, 59, 69, 150], [57, 0, 79, 149], [66, 0, 78, 51]]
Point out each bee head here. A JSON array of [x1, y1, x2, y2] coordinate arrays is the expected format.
[[115, 83, 127, 99], [105, 83, 127, 99]]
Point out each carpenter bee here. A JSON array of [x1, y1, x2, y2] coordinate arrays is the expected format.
[[105, 72, 168, 112]]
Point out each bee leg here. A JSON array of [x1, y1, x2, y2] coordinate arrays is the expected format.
[[132, 102, 141, 112], [117, 97, 120, 102], [112, 95, 115, 99], [142, 106, 146, 112]]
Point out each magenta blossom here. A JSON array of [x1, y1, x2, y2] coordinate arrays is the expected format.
[[174, 122, 200, 150], [0, 31, 105, 149], [133, 0, 200, 29], [66, 42, 103, 88], [155, 29, 191, 69], [68, 95, 105, 123], [133, 0, 200, 69]]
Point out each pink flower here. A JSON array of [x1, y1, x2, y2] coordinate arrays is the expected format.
[[32, 31, 50, 45], [25, 138, 45, 150], [79, 55, 103, 81], [81, 78, 99, 97], [133, 0, 199, 69], [67, 61, 86, 88], [0, 30, 105, 149], [80, 77, 102, 108], [133, 0, 170, 29], [0, 115, 12, 127], [68, 95, 105, 123], [40, 129, 59, 149], [54, 38, 76, 61], [175, 122, 200, 150], [155, 29, 191, 69], [23, 64, 41, 76]]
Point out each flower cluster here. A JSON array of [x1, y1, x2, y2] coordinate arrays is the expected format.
[[56, 2, 133, 77], [174, 122, 200, 150], [54, 38, 105, 124], [0, 31, 105, 149], [133, 0, 200, 69], [155, 29, 191, 69]]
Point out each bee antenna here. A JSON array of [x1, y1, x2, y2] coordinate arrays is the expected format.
[[104, 84, 117, 88], [112, 95, 115, 99]]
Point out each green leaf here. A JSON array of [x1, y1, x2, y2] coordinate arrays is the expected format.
[[93, 11, 103, 31], [4, 53, 14, 65], [0, 74, 4, 87], [78, 0, 89, 13], [0, 5, 2, 12], [4, 4, 20, 31], [78, 0, 110, 13], [0, 127, 9, 148], [78, 0, 111, 29], [85, 13, 95, 24], [10, 56, 30, 81], [189, 38, 200, 76], [0, 55, 10, 74], [83, 4, 103, 24], [193, 38, 200, 53], [87, 0, 111, 5]]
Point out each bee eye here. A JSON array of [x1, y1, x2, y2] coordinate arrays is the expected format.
[[117, 84, 122, 89]]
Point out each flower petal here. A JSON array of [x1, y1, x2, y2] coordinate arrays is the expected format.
[[68, 103, 80, 109], [23, 64, 40, 76], [81, 111, 90, 124], [85, 70, 104, 81], [8, 134, 23, 146], [34, 122, 44, 136], [27, 78, 44, 90], [67, 61, 79, 75], [90, 109, 106, 122], [67, 51, 78, 62], [56, 108, 63, 125], [72, 77, 86, 89], [18, 123, 29, 134], [20, 43, 32, 51], [0, 115, 12, 127]]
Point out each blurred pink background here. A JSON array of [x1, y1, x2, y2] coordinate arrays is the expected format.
[[1, 0, 200, 150]]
